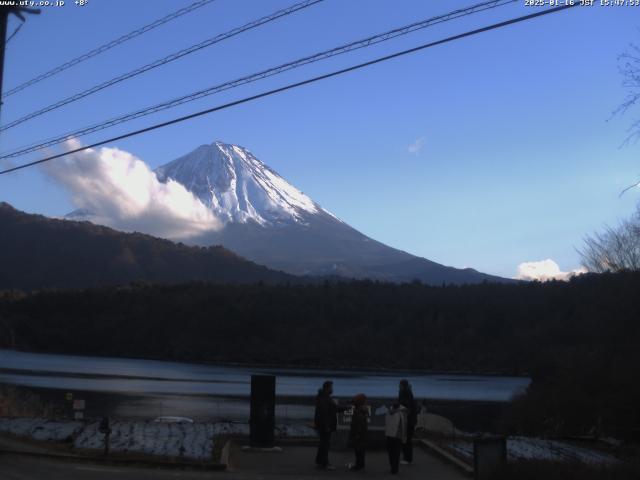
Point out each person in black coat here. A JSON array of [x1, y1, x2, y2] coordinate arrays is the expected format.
[[398, 379, 418, 464], [347, 393, 368, 471], [314, 380, 346, 470]]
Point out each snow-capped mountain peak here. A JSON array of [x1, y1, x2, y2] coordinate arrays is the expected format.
[[154, 141, 331, 226], [62, 140, 510, 284]]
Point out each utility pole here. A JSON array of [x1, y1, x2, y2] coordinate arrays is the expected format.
[[0, 6, 40, 120], [0, 7, 10, 116]]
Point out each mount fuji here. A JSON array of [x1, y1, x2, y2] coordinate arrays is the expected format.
[[147, 141, 508, 284]]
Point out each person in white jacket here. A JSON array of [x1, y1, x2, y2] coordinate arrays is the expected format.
[[384, 403, 407, 474]]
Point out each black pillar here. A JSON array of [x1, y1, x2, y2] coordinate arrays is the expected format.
[[473, 436, 507, 480], [249, 374, 275, 448]]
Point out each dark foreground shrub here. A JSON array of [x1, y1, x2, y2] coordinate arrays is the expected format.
[[0, 385, 56, 417]]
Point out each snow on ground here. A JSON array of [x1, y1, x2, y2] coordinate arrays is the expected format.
[[73, 420, 248, 459], [0, 418, 316, 461], [444, 436, 619, 465], [1, 417, 617, 465], [275, 423, 316, 437]]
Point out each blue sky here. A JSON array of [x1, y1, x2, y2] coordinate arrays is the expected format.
[[1, 0, 638, 278]]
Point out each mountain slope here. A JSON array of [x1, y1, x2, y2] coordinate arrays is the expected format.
[[0, 202, 296, 291], [154, 141, 510, 284]]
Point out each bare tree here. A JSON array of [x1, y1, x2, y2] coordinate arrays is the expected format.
[[582, 43, 640, 272], [579, 210, 640, 273], [616, 43, 640, 142], [614, 43, 640, 195]]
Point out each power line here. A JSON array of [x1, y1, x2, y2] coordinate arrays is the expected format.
[[5, 21, 23, 45], [0, 3, 579, 177], [0, 0, 517, 161], [2, 0, 217, 99], [0, 0, 324, 133]]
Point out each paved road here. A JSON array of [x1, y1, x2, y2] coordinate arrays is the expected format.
[[1, 445, 469, 479], [230, 445, 468, 479], [1, 453, 233, 480]]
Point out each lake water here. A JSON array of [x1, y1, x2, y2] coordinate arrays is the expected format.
[[0, 349, 530, 423]]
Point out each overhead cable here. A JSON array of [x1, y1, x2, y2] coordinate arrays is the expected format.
[[0, 0, 515, 159], [0, 0, 324, 132], [2, 0, 218, 99], [0, 4, 579, 176]]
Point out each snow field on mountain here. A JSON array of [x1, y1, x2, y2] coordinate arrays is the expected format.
[[155, 141, 330, 226]]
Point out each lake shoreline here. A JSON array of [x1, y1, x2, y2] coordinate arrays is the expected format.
[[11, 386, 512, 432], [0, 347, 531, 378], [1, 348, 531, 431]]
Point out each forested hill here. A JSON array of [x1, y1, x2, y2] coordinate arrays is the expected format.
[[0, 202, 296, 290], [2, 271, 638, 374]]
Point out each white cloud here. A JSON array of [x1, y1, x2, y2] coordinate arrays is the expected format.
[[516, 259, 587, 282], [43, 141, 222, 240], [407, 136, 425, 155]]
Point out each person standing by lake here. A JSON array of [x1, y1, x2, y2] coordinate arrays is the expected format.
[[398, 379, 418, 464], [385, 402, 407, 474], [347, 393, 368, 471], [314, 380, 347, 470]]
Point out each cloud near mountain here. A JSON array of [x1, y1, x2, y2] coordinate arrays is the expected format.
[[43, 141, 221, 240], [516, 259, 587, 282]]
